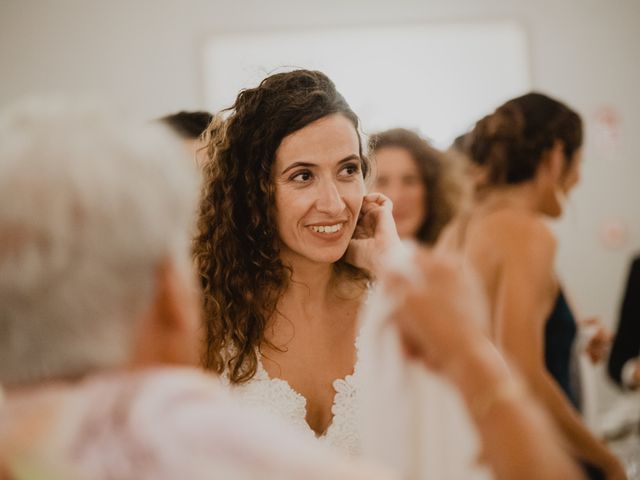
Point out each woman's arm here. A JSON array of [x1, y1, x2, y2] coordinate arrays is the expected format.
[[494, 219, 625, 479], [449, 340, 585, 480]]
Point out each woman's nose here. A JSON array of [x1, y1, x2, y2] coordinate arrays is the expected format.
[[315, 180, 346, 216]]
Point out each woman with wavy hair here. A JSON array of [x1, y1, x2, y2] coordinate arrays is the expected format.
[[439, 93, 625, 480], [194, 69, 399, 456], [369, 128, 458, 245]]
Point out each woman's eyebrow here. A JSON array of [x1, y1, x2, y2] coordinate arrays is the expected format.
[[280, 161, 316, 175], [337, 154, 360, 165], [280, 155, 360, 175]]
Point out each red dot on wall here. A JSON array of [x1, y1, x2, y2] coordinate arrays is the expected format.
[[599, 218, 628, 250]]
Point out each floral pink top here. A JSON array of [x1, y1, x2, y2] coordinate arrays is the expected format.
[[0, 368, 388, 480]]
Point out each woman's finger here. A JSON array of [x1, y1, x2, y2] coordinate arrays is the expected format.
[[363, 192, 393, 209]]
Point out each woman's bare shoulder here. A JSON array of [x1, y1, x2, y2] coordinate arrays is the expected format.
[[482, 209, 555, 248], [439, 209, 556, 265], [478, 209, 556, 260]]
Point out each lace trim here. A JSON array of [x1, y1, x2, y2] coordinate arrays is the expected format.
[[227, 343, 363, 457], [224, 295, 370, 457], [325, 372, 360, 456]]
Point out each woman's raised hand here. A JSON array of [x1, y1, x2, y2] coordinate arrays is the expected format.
[[345, 193, 401, 276], [382, 247, 491, 373]]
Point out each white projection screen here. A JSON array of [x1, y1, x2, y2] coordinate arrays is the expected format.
[[203, 21, 530, 148]]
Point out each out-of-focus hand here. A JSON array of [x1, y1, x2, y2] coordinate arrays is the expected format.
[[345, 193, 401, 276], [382, 247, 490, 373], [581, 317, 612, 364]]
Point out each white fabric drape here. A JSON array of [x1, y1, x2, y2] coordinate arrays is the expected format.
[[357, 245, 492, 480]]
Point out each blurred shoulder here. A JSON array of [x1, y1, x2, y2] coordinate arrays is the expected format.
[[481, 209, 556, 255]]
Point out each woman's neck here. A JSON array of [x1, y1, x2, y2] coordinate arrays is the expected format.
[[476, 182, 542, 214], [282, 256, 337, 308], [275, 252, 362, 324]]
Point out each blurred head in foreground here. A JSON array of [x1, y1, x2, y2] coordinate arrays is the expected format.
[[0, 98, 200, 387]]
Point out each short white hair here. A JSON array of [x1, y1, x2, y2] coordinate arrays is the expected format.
[[0, 97, 199, 386]]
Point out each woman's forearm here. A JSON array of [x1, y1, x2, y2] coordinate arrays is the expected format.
[[525, 365, 620, 470]]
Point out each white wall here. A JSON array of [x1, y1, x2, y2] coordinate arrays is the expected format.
[[1, 0, 639, 413], [202, 21, 531, 148]]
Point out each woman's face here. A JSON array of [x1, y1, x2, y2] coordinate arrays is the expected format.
[[372, 146, 427, 239], [561, 149, 582, 196], [273, 113, 365, 266], [540, 147, 582, 218]]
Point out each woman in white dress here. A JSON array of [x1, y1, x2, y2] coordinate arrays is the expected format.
[[194, 70, 399, 456]]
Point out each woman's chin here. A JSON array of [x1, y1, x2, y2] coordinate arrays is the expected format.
[[316, 249, 350, 265], [541, 201, 563, 218], [283, 246, 349, 267]]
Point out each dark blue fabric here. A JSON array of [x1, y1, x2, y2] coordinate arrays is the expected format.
[[545, 291, 607, 479], [544, 288, 580, 410]]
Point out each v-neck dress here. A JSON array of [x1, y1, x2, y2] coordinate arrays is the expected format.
[[224, 346, 362, 458]]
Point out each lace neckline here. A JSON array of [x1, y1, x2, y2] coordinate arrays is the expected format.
[[254, 353, 356, 438], [226, 303, 368, 457]]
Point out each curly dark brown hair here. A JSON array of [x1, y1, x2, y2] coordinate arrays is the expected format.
[[194, 69, 371, 384], [469, 92, 583, 186], [368, 128, 457, 245]]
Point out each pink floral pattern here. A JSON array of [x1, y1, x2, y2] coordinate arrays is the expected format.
[[0, 368, 377, 480]]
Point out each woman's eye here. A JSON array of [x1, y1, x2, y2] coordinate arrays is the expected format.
[[291, 170, 313, 183], [339, 163, 360, 177]]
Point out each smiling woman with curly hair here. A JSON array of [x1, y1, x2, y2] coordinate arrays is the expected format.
[[193, 69, 400, 454]]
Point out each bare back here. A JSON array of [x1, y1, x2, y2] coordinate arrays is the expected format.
[[438, 207, 558, 348], [439, 207, 630, 475]]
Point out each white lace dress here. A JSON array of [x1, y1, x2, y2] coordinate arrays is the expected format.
[[225, 349, 362, 458]]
